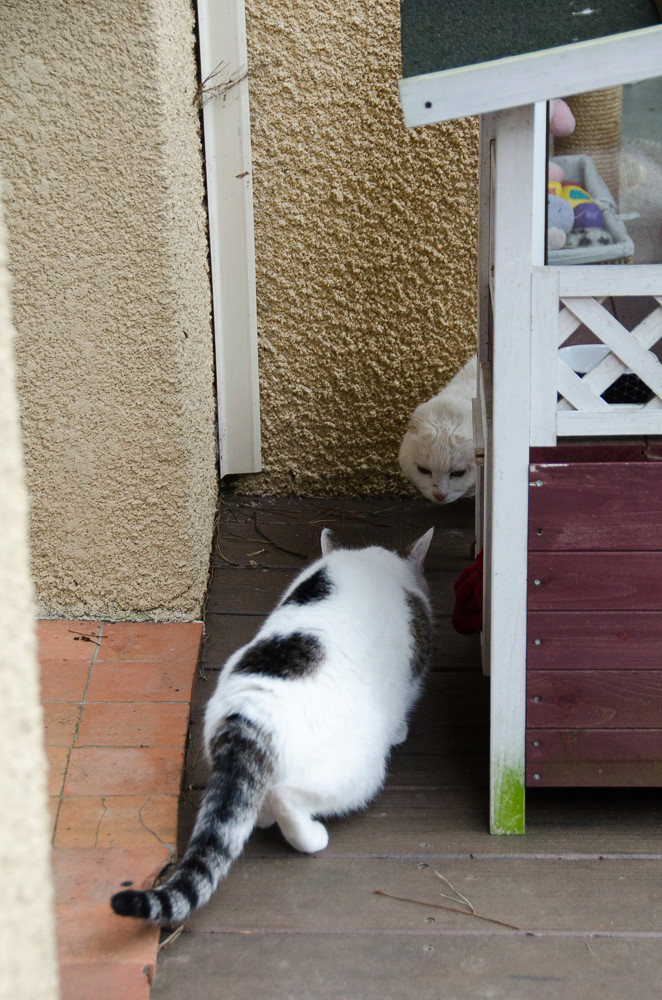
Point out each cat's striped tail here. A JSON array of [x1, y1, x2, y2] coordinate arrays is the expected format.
[[110, 714, 274, 925]]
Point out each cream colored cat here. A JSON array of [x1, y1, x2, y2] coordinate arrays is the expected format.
[[399, 355, 477, 505]]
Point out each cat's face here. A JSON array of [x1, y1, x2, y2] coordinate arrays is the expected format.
[[399, 413, 477, 505]]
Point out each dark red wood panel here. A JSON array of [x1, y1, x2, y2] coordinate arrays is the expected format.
[[527, 728, 662, 761], [527, 552, 662, 610], [527, 611, 662, 670], [530, 442, 647, 464], [528, 463, 662, 551], [526, 759, 662, 787], [527, 670, 662, 728]]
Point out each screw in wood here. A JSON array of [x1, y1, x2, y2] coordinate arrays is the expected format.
[[532, 695, 541, 703], [533, 773, 541, 781], [534, 579, 541, 586], [534, 638, 542, 645]]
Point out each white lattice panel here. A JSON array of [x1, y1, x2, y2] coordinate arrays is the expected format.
[[530, 267, 662, 441]]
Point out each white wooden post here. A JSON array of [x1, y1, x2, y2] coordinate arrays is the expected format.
[[475, 115, 495, 561], [488, 103, 546, 834]]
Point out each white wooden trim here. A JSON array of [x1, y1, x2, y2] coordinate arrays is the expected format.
[[557, 357, 612, 411], [489, 106, 540, 835], [197, 0, 261, 476], [553, 265, 662, 298], [477, 358, 492, 677], [557, 408, 662, 435], [530, 268, 560, 445], [477, 115, 495, 367], [399, 26, 662, 127]]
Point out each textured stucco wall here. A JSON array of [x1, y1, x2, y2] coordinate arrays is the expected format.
[[0, 0, 217, 620], [236, 0, 479, 497], [0, 186, 59, 1000]]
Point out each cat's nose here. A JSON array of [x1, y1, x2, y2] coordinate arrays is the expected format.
[[433, 490, 448, 503]]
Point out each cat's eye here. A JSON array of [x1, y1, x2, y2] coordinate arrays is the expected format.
[[450, 469, 467, 479], [417, 465, 432, 476]]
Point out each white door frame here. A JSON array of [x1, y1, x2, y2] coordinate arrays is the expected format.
[[196, 0, 261, 476]]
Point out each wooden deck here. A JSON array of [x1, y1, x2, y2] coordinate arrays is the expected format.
[[151, 496, 662, 1000]]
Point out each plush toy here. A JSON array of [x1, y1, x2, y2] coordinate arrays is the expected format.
[[547, 99, 576, 186], [557, 181, 605, 229], [549, 98, 576, 138], [547, 193, 574, 250], [548, 161, 565, 183]]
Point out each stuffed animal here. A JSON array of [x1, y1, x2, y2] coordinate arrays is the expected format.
[[547, 192, 574, 250], [549, 98, 576, 138], [554, 181, 605, 230], [548, 99, 576, 186]]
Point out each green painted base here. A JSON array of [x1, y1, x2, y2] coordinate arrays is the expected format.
[[490, 765, 525, 835]]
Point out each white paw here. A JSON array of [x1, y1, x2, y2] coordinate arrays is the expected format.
[[280, 817, 329, 854], [393, 722, 409, 744], [297, 819, 329, 854]]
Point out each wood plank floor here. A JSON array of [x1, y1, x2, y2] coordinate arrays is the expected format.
[[151, 496, 662, 1000]]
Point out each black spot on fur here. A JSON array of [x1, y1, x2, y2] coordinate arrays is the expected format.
[[283, 567, 333, 606], [406, 591, 433, 678], [233, 633, 323, 679]]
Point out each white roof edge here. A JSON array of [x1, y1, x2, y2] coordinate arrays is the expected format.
[[399, 24, 662, 127]]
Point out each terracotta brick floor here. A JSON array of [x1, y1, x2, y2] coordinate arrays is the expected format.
[[38, 620, 203, 1000]]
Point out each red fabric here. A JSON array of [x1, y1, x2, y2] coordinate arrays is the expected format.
[[452, 548, 483, 634]]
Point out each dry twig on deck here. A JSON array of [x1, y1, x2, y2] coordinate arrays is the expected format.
[[158, 924, 185, 952], [434, 870, 476, 912], [373, 889, 520, 931]]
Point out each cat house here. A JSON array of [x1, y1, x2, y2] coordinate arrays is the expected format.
[[399, 1, 662, 833]]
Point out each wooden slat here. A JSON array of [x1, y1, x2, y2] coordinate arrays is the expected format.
[[557, 356, 611, 412], [557, 408, 662, 435], [528, 728, 662, 761], [555, 263, 662, 298], [183, 855, 662, 934], [206, 567, 469, 618], [528, 462, 662, 550], [527, 760, 662, 787], [528, 552, 662, 610], [530, 268, 560, 446], [527, 611, 662, 670], [527, 670, 662, 728], [180, 779, 662, 861], [152, 930, 662, 1000], [529, 442, 646, 463]]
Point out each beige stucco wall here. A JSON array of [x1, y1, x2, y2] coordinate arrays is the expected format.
[[236, 0, 479, 497], [0, 0, 217, 620], [0, 186, 59, 1000]]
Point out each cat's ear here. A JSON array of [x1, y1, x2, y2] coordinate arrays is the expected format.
[[320, 528, 341, 556], [405, 528, 434, 576]]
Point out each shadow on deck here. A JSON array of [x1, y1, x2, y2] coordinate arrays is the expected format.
[[152, 496, 662, 1000]]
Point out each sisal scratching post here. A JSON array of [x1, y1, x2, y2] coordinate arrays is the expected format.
[[554, 86, 623, 205]]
